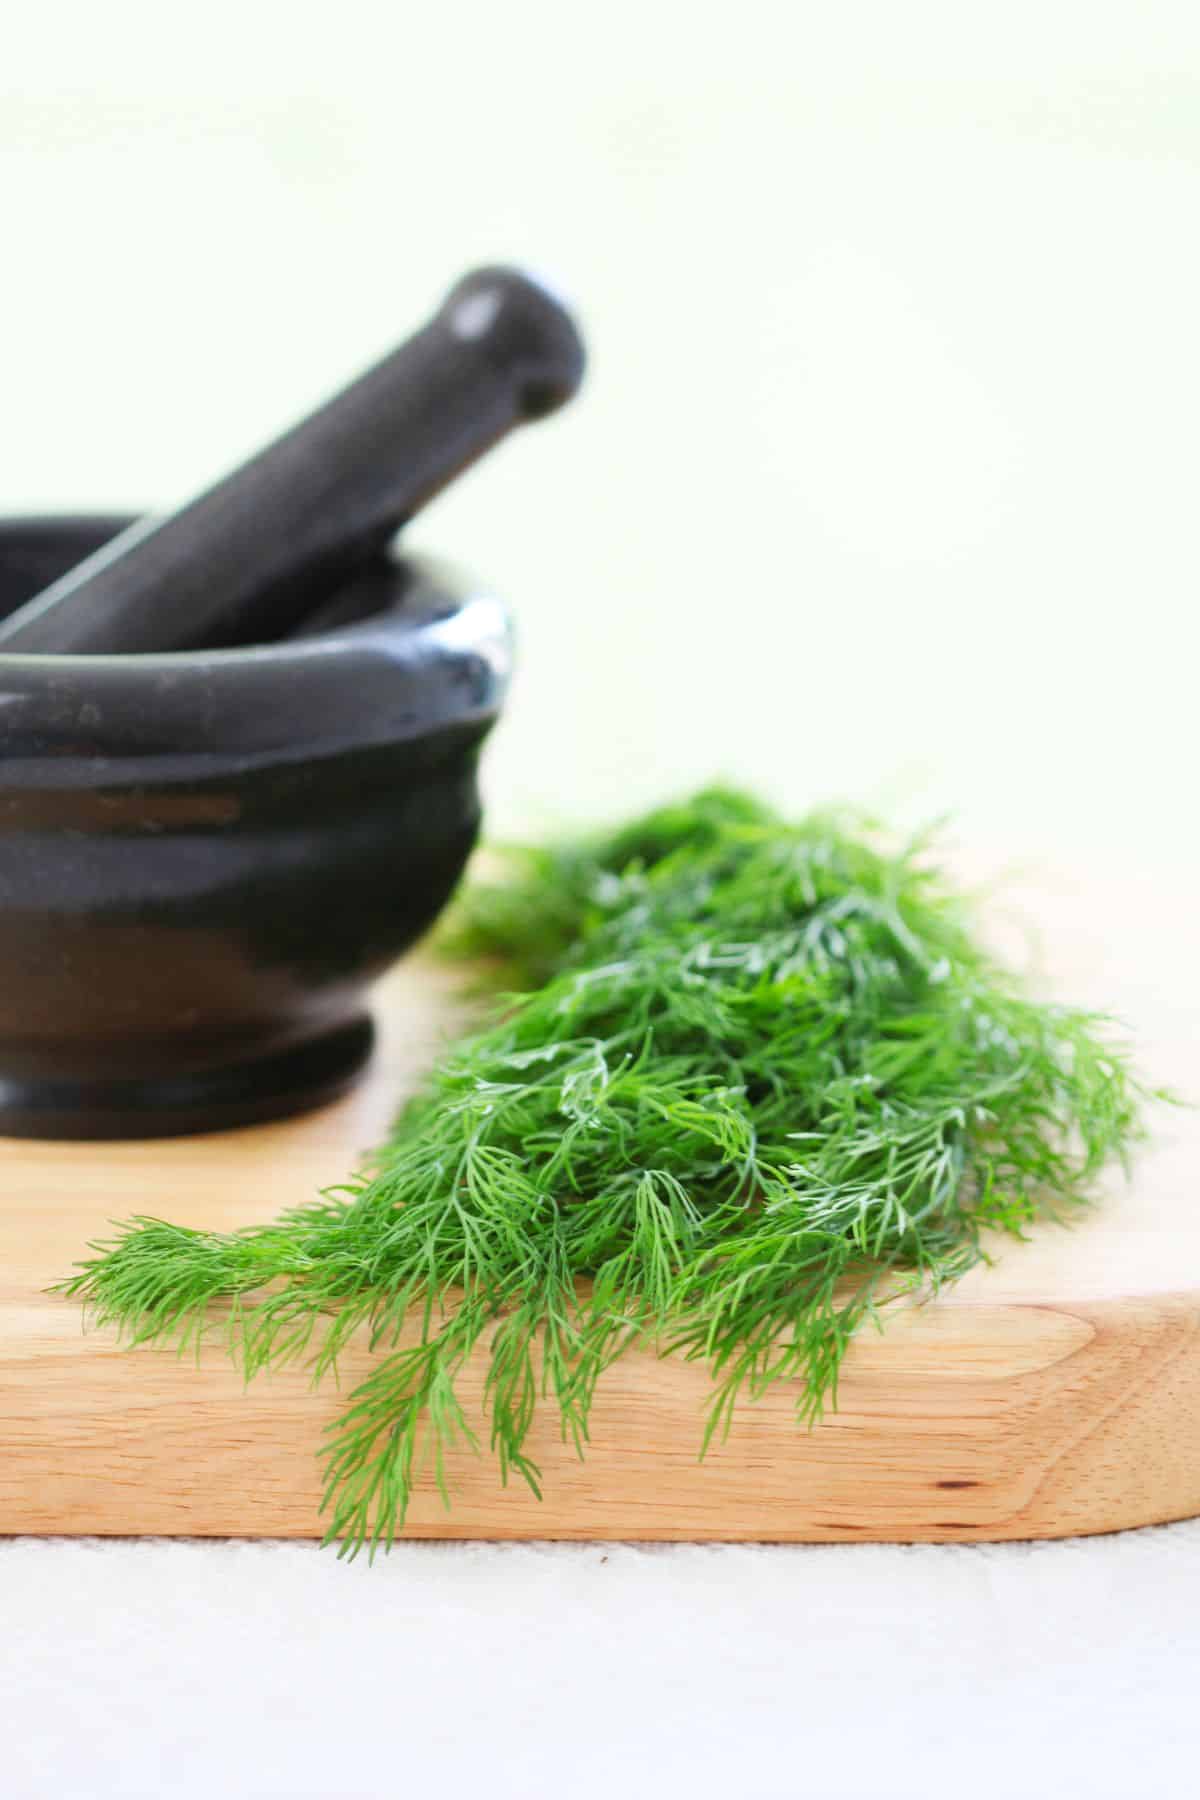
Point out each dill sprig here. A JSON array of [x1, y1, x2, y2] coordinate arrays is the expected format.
[[62, 787, 1157, 1558]]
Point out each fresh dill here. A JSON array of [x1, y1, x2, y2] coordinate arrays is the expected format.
[[62, 787, 1158, 1558]]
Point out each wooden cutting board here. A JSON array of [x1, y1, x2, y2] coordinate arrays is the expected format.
[[2, 857, 1197, 1543]]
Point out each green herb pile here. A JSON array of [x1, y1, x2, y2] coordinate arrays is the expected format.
[[64, 788, 1154, 1557]]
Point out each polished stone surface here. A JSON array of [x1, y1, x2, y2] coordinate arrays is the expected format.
[[0, 516, 511, 1136]]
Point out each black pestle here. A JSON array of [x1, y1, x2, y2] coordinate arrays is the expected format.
[[0, 267, 584, 656]]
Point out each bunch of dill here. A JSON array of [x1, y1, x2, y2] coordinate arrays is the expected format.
[[64, 787, 1153, 1557]]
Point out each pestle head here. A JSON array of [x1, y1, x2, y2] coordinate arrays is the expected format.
[[440, 267, 586, 419]]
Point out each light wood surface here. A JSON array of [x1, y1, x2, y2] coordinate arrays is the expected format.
[[2, 857, 1197, 1542]]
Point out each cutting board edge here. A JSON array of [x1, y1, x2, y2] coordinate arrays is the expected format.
[[5, 1286, 1200, 1544]]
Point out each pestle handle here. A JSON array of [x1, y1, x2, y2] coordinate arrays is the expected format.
[[0, 267, 585, 656]]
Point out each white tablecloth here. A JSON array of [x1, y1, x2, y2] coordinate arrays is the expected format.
[[5, 1527, 1198, 1798]]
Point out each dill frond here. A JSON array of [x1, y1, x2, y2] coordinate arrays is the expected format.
[[61, 787, 1162, 1558]]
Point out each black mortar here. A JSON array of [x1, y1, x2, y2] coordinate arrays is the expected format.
[[0, 515, 511, 1138]]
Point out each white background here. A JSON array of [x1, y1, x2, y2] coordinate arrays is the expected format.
[[3, 4, 1200, 1795], [3, 1, 1199, 867]]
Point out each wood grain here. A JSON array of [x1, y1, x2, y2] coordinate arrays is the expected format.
[[2, 858, 1197, 1542]]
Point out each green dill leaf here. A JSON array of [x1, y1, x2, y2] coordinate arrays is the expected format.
[[59, 786, 1165, 1558]]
